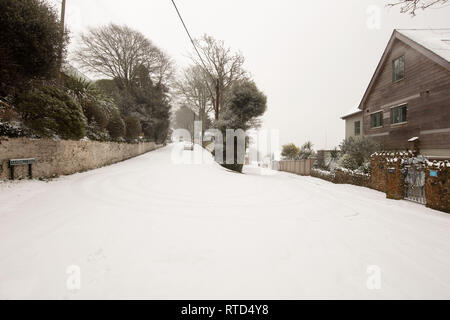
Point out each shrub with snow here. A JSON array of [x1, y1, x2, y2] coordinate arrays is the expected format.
[[86, 122, 110, 141], [124, 116, 142, 140], [338, 153, 359, 171], [338, 137, 379, 172], [107, 111, 126, 140], [0, 121, 33, 138], [16, 85, 87, 140]]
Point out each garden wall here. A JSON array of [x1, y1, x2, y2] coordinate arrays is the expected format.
[[311, 168, 370, 188], [0, 137, 160, 180], [369, 155, 387, 192], [370, 152, 418, 201], [272, 153, 450, 214], [425, 162, 450, 213], [370, 152, 449, 213]]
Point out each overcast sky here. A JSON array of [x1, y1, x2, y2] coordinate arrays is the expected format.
[[49, 0, 450, 150]]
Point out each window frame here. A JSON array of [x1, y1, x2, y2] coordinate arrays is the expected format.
[[393, 55, 405, 82], [390, 103, 408, 125], [370, 111, 383, 129], [354, 120, 361, 136]]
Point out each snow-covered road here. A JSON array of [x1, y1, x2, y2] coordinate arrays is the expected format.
[[1, 144, 450, 299]]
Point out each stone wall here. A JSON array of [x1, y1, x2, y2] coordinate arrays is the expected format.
[[311, 168, 370, 187], [370, 152, 410, 199], [0, 137, 159, 180], [370, 155, 387, 192], [311, 169, 335, 183], [370, 152, 449, 213], [385, 158, 404, 200], [282, 151, 449, 214], [334, 169, 370, 188], [425, 162, 450, 213]]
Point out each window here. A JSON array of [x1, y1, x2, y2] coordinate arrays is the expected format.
[[354, 121, 361, 136], [391, 104, 407, 124], [393, 56, 405, 82], [370, 112, 383, 128]]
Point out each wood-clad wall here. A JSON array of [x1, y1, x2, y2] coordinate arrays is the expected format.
[[362, 39, 450, 151]]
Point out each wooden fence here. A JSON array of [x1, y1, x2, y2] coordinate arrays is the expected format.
[[272, 159, 316, 176]]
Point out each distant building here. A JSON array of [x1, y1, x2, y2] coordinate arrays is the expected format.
[[344, 29, 450, 159], [341, 108, 363, 140]]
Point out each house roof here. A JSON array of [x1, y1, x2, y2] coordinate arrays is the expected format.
[[341, 107, 362, 120], [357, 29, 450, 110], [398, 29, 450, 62]]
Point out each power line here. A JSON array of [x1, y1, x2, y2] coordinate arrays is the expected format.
[[170, 0, 219, 104], [170, 0, 211, 77], [170, 0, 224, 121]]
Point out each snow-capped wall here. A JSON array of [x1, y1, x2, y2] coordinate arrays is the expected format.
[[311, 168, 370, 187], [370, 151, 449, 213], [425, 162, 450, 213], [0, 137, 160, 180]]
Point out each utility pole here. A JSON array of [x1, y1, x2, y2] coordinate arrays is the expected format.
[[57, 0, 66, 83]]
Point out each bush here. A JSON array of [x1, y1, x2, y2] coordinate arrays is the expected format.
[[0, 0, 68, 95], [0, 121, 33, 138], [298, 141, 315, 159], [16, 85, 87, 139], [64, 75, 111, 128], [338, 153, 359, 171], [107, 111, 126, 139], [228, 80, 267, 128], [86, 122, 110, 141], [124, 116, 142, 140], [0, 101, 20, 122], [142, 118, 170, 144], [83, 99, 109, 128], [281, 143, 300, 160], [339, 137, 379, 169]]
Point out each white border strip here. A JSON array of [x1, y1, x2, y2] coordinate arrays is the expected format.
[[421, 128, 450, 135], [367, 132, 389, 137]]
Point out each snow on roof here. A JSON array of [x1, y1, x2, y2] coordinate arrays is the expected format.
[[397, 29, 450, 62], [341, 106, 362, 119]]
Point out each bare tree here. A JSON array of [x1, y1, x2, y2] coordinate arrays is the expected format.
[[176, 65, 213, 135], [74, 24, 173, 89], [153, 49, 175, 87], [190, 34, 247, 120], [387, 0, 449, 15]]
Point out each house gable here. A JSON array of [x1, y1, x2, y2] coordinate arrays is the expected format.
[[358, 30, 450, 112], [359, 30, 450, 151], [363, 38, 450, 113]]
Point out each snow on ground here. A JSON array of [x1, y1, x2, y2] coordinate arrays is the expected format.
[[1, 144, 450, 299]]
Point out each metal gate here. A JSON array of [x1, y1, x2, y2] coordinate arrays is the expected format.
[[404, 164, 426, 205]]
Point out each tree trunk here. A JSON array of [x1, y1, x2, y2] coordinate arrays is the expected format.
[[215, 79, 220, 120]]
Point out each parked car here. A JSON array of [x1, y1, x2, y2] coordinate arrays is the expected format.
[[184, 141, 194, 151]]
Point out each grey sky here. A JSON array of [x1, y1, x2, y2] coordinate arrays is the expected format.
[[50, 0, 450, 150]]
